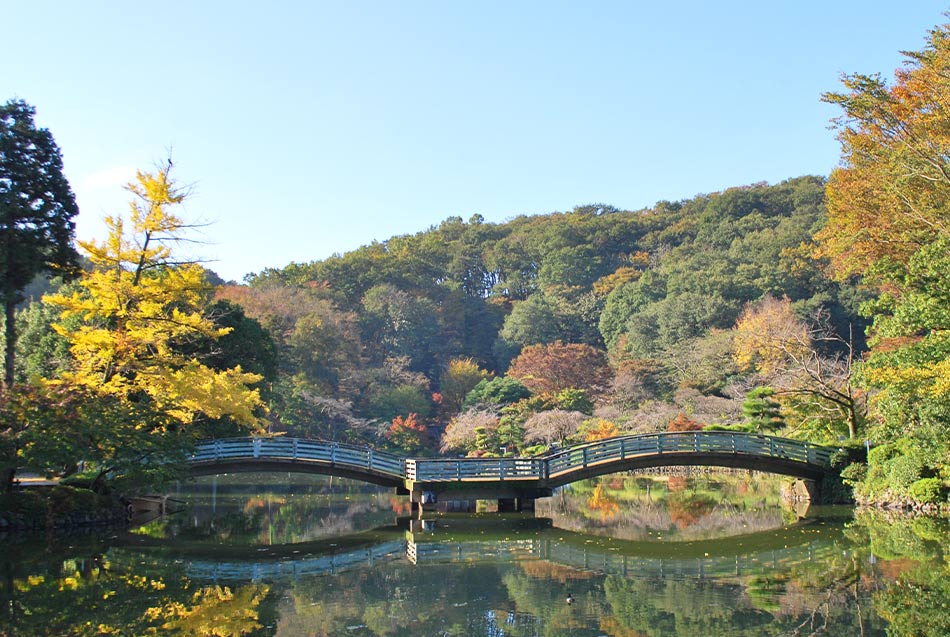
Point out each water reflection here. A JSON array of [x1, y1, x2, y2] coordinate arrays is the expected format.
[[148, 473, 398, 545], [1, 474, 949, 636], [540, 471, 801, 541]]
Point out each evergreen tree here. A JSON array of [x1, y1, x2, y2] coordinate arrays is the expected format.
[[0, 99, 80, 388]]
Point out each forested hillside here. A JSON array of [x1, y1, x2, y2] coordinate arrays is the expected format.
[[199, 175, 864, 454]]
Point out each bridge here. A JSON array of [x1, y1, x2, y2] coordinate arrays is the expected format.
[[189, 431, 837, 511]]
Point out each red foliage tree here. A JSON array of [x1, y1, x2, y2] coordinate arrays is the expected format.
[[507, 342, 610, 395], [386, 413, 428, 452], [667, 412, 704, 432]]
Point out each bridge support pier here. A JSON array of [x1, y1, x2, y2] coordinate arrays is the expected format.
[[497, 498, 535, 512], [783, 478, 818, 503]]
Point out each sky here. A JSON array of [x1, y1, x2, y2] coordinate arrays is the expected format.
[[5, 2, 948, 282]]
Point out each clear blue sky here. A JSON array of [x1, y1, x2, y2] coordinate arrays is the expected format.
[[5, 2, 948, 282]]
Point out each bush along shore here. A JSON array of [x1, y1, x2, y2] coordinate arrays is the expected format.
[[0, 486, 130, 534], [852, 493, 950, 515]]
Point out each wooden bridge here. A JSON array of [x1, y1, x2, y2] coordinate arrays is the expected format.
[[189, 432, 837, 511]]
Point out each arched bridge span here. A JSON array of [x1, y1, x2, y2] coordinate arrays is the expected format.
[[189, 432, 837, 500], [189, 438, 405, 488]]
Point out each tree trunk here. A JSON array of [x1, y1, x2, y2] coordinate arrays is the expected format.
[[1, 467, 16, 494], [90, 468, 112, 494], [3, 297, 15, 390]]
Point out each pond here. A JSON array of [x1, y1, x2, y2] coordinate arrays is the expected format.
[[1, 472, 948, 636]]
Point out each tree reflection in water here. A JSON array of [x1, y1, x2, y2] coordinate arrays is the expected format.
[[1, 476, 949, 636]]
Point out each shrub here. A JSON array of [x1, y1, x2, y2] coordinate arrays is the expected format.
[[839, 462, 868, 487], [909, 478, 945, 505], [887, 454, 927, 493], [867, 443, 896, 466]]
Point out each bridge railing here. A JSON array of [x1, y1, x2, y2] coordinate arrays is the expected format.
[[190, 432, 834, 485], [191, 437, 405, 478], [545, 431, 833, 479], [407, 457, 545, 482]]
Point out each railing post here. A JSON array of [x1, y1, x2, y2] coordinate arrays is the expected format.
[[293, 438, 298, 460], [253, 438, 261, 458], [214, 439, 221, 460], [620, 438, 626, 460], [331, 443, 337, 464], [582, 447, 588, 467], [368, 448, 373, 469], [501, 460, 507, 480], [457, 461, 461, 481], [769, 437, 775, 457]]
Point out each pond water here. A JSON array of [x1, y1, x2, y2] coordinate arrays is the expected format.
[[1, 472, 949, 636]]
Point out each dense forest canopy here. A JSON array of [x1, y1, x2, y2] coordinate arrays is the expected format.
[[192, 174, 864, 457]]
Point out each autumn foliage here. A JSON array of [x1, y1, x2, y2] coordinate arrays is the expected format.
[[732, 296, 810, 376], [507, 342, 610, 395], [667, 413, 703, 432], [580, 418, 620, 441], [587, 483, 620, 521], [45, 166, 264, 429], [386, 413, 428, 452]]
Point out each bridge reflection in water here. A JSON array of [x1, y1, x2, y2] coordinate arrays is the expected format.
[[180, 518, 843, 584], [189, 432, 838, 512]]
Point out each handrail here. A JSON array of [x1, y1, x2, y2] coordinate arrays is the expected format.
[[189, 432, 836, 484], [543, 431, 833, 480], [190, 437, 405, 478]]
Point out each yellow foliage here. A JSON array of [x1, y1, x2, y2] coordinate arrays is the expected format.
[[592, 266, 642, 297], [14, 575, 44, 592], [732, 296, 811, 376], [864, 358, 950, 398], [45, 165, 264, 429], [156, 584, 270, 637], [587, 483, 620, 521], [583, 418, 620, 441]]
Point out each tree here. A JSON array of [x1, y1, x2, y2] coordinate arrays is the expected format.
[[360, 283, 440, 374], [818, 25, 950, 282], [10, 296, 73, 382], [507, 341, 610, 395], [440, 408, 499, 453], [462, 376, 531, 409], [523, 409, 585, 445], [0, 99, 81, 389], [579, 418, 620, 441], [733, 296, 810, 376], [45, 163, 264, 430], [0, 381, 190, 492], [439, 357, 490, 415], [385, 413, 428, 453], [667, 412, 704, 432], [741, 387, 783, 433], [190, 299, 278, 383], [366, 383, 431, 421], [733, 296, 864, 440], [818, 21, 950, 466]]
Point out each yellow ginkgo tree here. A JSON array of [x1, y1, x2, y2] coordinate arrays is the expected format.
[[46, 162, 264, 431]]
